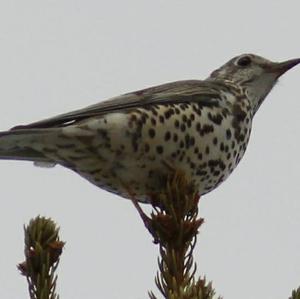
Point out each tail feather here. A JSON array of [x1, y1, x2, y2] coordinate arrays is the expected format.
[[0, 129, 55, 164]]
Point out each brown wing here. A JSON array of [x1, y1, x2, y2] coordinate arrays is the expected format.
[[11, 80, 222, 130]]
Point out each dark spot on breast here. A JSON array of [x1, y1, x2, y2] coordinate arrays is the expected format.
[[239, 134, 245, 142], [200, 161, 208, 168], [208, 160, 219, 168], [199, 124, 214, 136], [164, 109, 173, 119], [173, 133, 178, 142], [164, 131, 171, 141], [148, 128, 155, 138], [150, 107, 158, 116], [221, 108, 230, 118], [196, 170, 207, 176], [156, 145, 164, 154], [141, 113, 148, 124], [219, 161, 226, 171], [220, 142, 225, 152], [179, 152, 186, 161], [208, 112, 223, 125], [179, 103, 188, 110], [226, 129, 232, 139], [213, 170, 220, 176], [205, 146, 210, 154], [192, 104, 202, 115], [185, 135, 190, 148]]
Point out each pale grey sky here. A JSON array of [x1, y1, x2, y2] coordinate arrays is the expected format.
[[0, 1, 299, 299]]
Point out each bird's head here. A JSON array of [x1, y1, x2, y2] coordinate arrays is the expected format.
[[209, 54, 300, 114]]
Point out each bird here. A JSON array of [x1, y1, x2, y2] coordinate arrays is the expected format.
[[0, 54, 299, 203]]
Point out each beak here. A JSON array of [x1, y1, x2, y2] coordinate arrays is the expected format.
[[271, 58, 300, 77]]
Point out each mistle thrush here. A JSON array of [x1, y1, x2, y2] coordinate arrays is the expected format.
[[0, 54, 299, 202]]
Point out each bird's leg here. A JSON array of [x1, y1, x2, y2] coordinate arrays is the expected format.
[[121, 182, 159, 241]]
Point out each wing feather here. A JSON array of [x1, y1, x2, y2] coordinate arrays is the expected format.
[[11, 80, 223, 130]]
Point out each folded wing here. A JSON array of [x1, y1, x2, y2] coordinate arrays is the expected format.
[[11, 80, 222, 130]]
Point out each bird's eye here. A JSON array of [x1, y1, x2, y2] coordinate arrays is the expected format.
[[237, 56, 252, 67]]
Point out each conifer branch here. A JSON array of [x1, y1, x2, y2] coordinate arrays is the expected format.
[[131, 171, 220, 299], [18, 216, 64, 299], [289, 288, 300, 299]]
